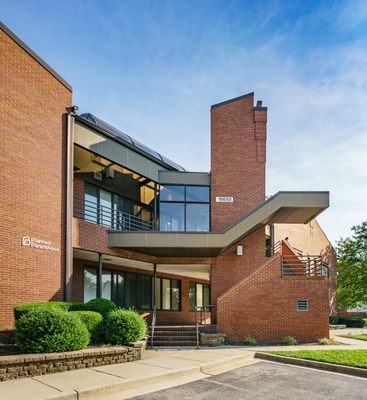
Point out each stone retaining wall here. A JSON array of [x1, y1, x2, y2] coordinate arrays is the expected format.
[[0, 341, 145, 381], [200, 333, 226, 346]]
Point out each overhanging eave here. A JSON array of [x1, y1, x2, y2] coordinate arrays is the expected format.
[[107, 191, 329, 257]]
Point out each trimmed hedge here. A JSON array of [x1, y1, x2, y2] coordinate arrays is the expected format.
[[14, 301, 78, 321], [70, 311, 103, 343], [70, 298, 117, 319], [106, 309, 147, 345], [15, 308, 90, 353], [330, 315, 367, 328]]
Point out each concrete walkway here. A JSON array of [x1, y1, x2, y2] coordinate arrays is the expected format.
[[1, 330, 367, 400]]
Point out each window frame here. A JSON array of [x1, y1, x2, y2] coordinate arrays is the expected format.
[[189, 281, 211, 311], [84, 182, 155, 229], [83, 267, 181, 311], [159, 184, 211, 232]]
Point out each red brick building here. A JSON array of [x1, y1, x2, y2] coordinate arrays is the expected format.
[[0, 23, 336, 343]]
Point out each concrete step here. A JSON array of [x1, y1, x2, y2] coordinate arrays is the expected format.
[[148, 332, 197, 337], [148, 340, 198, 346]]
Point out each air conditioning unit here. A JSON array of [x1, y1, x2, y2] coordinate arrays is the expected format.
[[93, 171, 103, 181], [105, 166, 114, 179]]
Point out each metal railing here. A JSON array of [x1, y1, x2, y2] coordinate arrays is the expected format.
[[150, 306, 157, 349], [265, 240, 281, 257], [74, 197, 154, 231], [194, 305, 215, 349], [281, 255, 324, 276]]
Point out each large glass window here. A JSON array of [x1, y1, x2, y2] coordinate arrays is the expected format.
[[186, 186, 209, 202], [83, 267, 180, 311], [101, 270, 112, 300], [84, 268, 97, 302], [84, 184, 98, 224], [160, 203, 185, 231], [160, 185, 185, 202], [186, 204, 210, 232], [189, 282, 210, 311], [84, 182, 154, 231], [159, 185, 210, 232]]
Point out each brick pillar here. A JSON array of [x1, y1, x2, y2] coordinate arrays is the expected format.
[[210, 93, 267, 231]]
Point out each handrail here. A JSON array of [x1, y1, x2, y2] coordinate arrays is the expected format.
[[150, 306, 156, 349], [194, 305, 216, 349], [281, 255, 324, 276], [73, 196, 154, 232], [265, 240, 282, 257]]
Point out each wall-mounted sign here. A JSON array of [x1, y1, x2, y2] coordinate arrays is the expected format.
[[215, 196, 234, 203], [21, 236, 60, 252]]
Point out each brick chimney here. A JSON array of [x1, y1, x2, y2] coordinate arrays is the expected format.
[[210, 92, 267, 231]]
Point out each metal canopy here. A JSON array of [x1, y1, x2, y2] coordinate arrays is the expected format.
[[107, 191, 329, 257]]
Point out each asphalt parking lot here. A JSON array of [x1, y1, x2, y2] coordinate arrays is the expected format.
[[132, 361, 367, 400]]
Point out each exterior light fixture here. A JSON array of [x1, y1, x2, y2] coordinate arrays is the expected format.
[[236, 245, 243, 256]]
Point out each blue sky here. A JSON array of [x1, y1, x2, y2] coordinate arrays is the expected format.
[[2, 0, 367, 243]]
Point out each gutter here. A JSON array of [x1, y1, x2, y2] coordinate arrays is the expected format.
[[65, 109, 75, 301]]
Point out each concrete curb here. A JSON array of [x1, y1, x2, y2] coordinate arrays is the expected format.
[[255, 352, 367, 378], [76, 365, 201, 400], [32, 352, 256, 400]]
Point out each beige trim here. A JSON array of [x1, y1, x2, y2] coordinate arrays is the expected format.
[[159, 171, 210, 185], [108, 191, 329, 257]]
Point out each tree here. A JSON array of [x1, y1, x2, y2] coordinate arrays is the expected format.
[[336, 221, 367, 309]]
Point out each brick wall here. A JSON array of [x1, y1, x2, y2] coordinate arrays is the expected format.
[[211, 228, 267, 322], [274, 220, 337, 314], [0, 28, 72, 329], [210, 93, 267, 231], [217, 255, 330, 342]]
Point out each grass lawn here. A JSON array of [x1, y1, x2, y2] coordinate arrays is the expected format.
[[270, 350, 367, 369], [338, 334, 367, 341]]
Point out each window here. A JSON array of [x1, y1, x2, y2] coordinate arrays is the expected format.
[[159, 185, 210, 232], [160, 278, 181, 311], [160, 203, 185, 231], [84, 268, 97, 302], [83, 267, 180, 311], [321, 263, 329, 277], [189, 282, 210, 311], [186, 203, 209, 231], [83, 182, 154, 231], [297, 299, 308, 311], [186, 186, 209, 202], [160, 185, 185, 202]]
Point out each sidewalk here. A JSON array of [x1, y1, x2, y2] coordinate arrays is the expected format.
[[1, 330, 367, 400]]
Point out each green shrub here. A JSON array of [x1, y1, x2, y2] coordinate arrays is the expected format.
[[106, 309, 147, 345], [70, 311, 103, 343], [283, 336, 297, 345], [244, 336, 257, 345], [70, 298, 117, 319], [329, 316, 366, 328], [15, 308, 90, 353], [14, 301, 79, 321]]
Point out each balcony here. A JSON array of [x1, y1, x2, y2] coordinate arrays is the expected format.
[[73, 197, 154, 232]]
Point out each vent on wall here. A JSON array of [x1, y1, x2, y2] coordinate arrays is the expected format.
[[297, 299, 308, 311], [94, 171, 103, 181]]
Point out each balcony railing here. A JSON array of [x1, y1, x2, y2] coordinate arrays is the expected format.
[[281, 255, 324, 276], [74, 197, 154, 232]]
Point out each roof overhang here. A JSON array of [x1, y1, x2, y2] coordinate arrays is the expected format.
[[107, 191, 329, 257]]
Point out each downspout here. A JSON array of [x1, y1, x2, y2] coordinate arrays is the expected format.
[[65, 108, 75, 302]]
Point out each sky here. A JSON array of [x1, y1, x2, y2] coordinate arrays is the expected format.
[[2, 0, 367, 244]]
